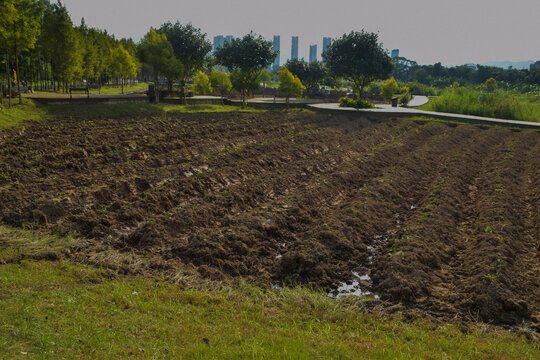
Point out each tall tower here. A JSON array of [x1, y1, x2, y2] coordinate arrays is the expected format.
[[225, 35, 233, 44], [309, 44, 317, 63], [273, 35, 280, 69], [291, 36, 299, 60], [322, 37, 331, 53], [213, 35, 224, 52], [391, 49, 399, 58]]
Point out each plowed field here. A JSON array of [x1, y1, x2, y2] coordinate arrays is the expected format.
[[1, 112, 539, 328]]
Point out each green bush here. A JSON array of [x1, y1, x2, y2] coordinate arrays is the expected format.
[[381, 77, 399, 102], [339, 97, 374, 109], [399, 86, 412, 106]]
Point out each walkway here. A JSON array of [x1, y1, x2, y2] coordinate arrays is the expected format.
[[309, 96, 540, 130]]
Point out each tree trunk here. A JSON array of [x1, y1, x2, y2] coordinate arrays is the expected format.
[[241, 88, 246, 109], [154, 73, 159, 104], [121, 78, 124, 94], [15, 45, 22, 104], [6, 53, 11, 108], [180, 78, 186, 105]]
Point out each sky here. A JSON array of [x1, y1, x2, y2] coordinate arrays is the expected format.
[[60, 0, 540, 66]]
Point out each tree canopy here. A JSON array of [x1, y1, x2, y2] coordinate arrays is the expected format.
[[215, 32, 277, 107], [324, 31, 393, 99], [277, 66, 303, 105]]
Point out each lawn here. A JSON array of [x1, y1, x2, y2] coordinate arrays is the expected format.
[[0, 226, 538, 359]]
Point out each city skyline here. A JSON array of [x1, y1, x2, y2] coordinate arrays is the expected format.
[[60, 0, 539, 66]]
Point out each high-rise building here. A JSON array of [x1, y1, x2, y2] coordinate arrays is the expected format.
[[309, 44, 317, 63], [322, 37, 332, 53], [225, 35, 233, 44], [213, 35, 225, 52], [391, 49, 399, 58], [273, 35, 280, 69], [291, 36, 299, 60]]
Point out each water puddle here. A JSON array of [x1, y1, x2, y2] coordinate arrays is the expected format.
[[328, 272, 378, 299]]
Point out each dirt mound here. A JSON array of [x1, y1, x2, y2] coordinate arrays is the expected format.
[[1, 111, 539, 328]]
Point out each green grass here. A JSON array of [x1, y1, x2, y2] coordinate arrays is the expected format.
[[0, 226, 538, 359], [31, 83, 149, 96], [0, 99, 264, 130], [419, 88, 540, 122]]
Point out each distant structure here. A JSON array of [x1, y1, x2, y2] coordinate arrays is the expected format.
[[465, 63, 478, 70], [225, 35, 233, 44], [291, 36, 299, 60], [531, 61, 540, 70], [213, 35, 225, 52], [391, 49, 399, 58], [273, 35, 280, 69], [309, 44, 317, 63], [322, 37, 332, 53]]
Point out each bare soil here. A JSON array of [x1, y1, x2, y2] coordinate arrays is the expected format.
[[1, 112, 539, 328]]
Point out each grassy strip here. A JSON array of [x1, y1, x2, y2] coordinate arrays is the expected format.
[[31, 83, 149, 96], [0, 226, 538, 359], [0, 100, 264, 130], [419, 88, 540, 122]]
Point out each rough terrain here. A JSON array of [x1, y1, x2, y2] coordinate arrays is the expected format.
[[0, 111, 538, 328]]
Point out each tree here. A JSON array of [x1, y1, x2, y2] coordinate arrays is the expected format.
[[41, 2, 80, 92], [258, 68, 272, 89], [109, 44, 138, 94], [158, 22, 211, 104], [323, 31, 393, 99], [380, 77, 399, 102], [0, 0, 18, 107], [215, 32, 277, 107], [137, 28, 175, 103], [285, 59, 327, 96], [3, 0, 43, 103], [193, 70, 212, 95], [209, 67, 232, 101], [277, 66, 303, 106]]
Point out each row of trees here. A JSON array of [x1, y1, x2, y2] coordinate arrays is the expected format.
[[0, 0, 139, 106], [1, 1, 398, 108], [393, 58, 539, 90]]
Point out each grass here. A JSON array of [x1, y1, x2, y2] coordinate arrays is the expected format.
[[31, 83, 149, 96], [0, 99, 264, 130], [0, 226, 538, 359], [419, 87, 540, 122]]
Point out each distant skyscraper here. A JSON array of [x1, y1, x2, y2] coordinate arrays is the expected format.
[[225, 35, 233, 44], [309, 44, 317, 63], [213, 35, 225, 52], [322, 37, 331, 54], [291, 36, 299, 60], [273, 35, 280, 69], [391, 49, 399, 58]]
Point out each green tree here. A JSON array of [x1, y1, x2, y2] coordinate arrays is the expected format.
[[137, 28, 175, 103], [277, 66, 303, 106], [210, 68, 232, 101], [109, 44, 138, 94], [0, 0, 18, 107], [259, 68, 272, 89], [41, 2, 80, 92], [158, 22, 211, 103], [324, 31, 393, 99], [193, 70, 212, 95], [215, 32, 277, 107], [380, 77, 399, 102], [3, 0, 43, 103]]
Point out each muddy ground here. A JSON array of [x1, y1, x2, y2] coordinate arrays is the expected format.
[[0, 111, 538, 328]]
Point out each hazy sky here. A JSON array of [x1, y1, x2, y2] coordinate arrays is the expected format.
[[61, 0, 539, 66]]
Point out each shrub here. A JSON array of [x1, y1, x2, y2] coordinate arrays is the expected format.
[[381, 77, 399, 102], [339, 97, 374, 109], [485, 77, 498, 92], [399, 86, 412, 106], [193, 71, 213, 95]]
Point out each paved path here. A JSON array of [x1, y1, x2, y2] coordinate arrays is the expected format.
[[309, 96, 540, 130]]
